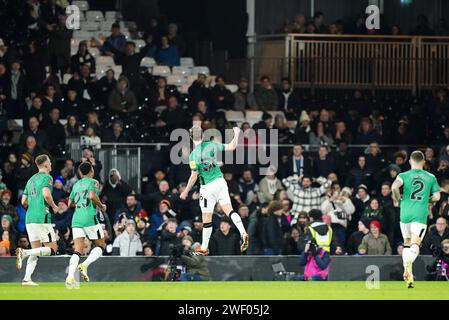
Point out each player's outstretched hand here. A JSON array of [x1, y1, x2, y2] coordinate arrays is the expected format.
[[179, 191, 189, 200], [393, 200, 400, 207], [233, 126, 241, 136], [52, 205, 59, 213]]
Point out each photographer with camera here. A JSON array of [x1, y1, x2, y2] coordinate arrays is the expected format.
[[426, 239, 449, 281], [166, 236, 210, 281], [296, 237, 331, 281]]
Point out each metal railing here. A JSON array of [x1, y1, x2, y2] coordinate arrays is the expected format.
[[246, 34, 449, 94]]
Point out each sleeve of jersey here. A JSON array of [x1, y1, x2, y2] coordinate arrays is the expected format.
[[89, 180, 101, 194], [431, 176, 440, 194], [189, 153, 198, 171], [44, 176, 53, 189], [23, 182, 29, 196], [69, 189, 75, 201]]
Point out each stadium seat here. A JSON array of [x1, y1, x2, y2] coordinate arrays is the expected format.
[[226, 84, 238, 94], [79, 11, 86, 21], [72, 0, 89, 11], [71, 44, 79, 55], [225, 111, 245, 124], [269, 111, 286, 120], [96, 56, 115, 65], [167, 75, 187, 87], [180, 57, 194, 67], [89, 47, 100, 57], [73, 31, 94, 40], [134, 40, 146, 52], [141, 57, 156, 68], [192, 66, 210, 76], [81, 21, 99, 31], [100, 21, 113, 31], [112, 65, 123, 78], [152, 66, 171, 77], [172, 66, 192, 76], [122, 31, 131, 40], [86, 11, 104, 22], [105, 11, 119, 21], [246, 111, 263, 126], [62, 74, 72, 85]]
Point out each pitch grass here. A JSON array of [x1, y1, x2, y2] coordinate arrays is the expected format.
[[0, 282, 448, 300]]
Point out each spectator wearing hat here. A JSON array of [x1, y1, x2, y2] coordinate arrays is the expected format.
[[258, 166, 283, 203], [108, 76, 138, 115], [112, 219, 143, 256], [135, 210, 153, 248], [52, 176, 67, 204], [149, 199, 173, 239], [53, 197, 73, 232], [346, 217, 371, 255], [0, 189, 17, 224], [100, 168, 133, 220], [190, 215, 203, 243], [101, 23, 127, 57], [233, 78, 258, 111], [359, 220, 392, 255], [113, 194, 142, 224], [14, 152, 34, 194], [294, 112, 312, 145], [157, 218, 182, 256], [349, 184, 371, 234], [254, 76, 278, 111], [0, 214, 17, 253], [71, 41, 96, 74], [209, 219, 241, 256], [180, 236, 210, 281]]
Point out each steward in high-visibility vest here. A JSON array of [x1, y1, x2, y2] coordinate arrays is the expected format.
[[305, 209, 333, 253]]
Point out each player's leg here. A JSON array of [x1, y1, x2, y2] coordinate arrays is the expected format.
[[66, 228, 85, 289], [404, 222, 427, 287], [78, 226, 106, 281], [21, 240, 42, 286], [197, 186, 215, 255], [218, 179, 249, 251], [17, 224, 54, 269]]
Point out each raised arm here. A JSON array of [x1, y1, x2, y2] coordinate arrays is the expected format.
[[224, 127, 241, 151], [391, 176, 403, 207], [180, 170, 199, 200]]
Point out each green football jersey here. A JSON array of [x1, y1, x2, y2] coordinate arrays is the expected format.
[[70, 177, 101, 228], [398, 169, 440, 224], [24, 172, 54, 224], [189, 141, 225, 185]]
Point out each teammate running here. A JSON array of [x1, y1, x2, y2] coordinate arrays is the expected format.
[[180, 125, 248, 255], [16, 154, 59, 286], [65, 162, 107, 289], [391, 150, 440, 288]]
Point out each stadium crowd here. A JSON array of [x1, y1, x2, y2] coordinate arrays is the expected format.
[[0, 0, 448, 259]]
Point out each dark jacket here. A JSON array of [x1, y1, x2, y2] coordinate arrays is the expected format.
[[158, 230, 182, 256], [113, 202, 143, 224], [422, 225, 449, 255], [100, 179, 133, 220], [347, 230, 369, 255], [71, 51, 96, 74], [210, 85, 235, 111], [209, 230, 241, 256], [280, 155, 313, 179], [261, 213, 289, 254], [108, 87, 137, 113]]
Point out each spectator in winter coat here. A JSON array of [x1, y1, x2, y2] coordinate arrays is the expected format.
[[359, 220, 392, 255], [210, 75, 235, 111], [53, 198, 73, 232], [345, 155, 373, 191], [113, 194, 142, 223], [100, 168, 134, 221], [261, 201, 290, 255], [101, 23, 127, 57], [158, 218, 182, 256], [254, 76, 278, 111], [209, 219, 241, 256], [258, 166, 283, 203], [108, 76, 137, 114], [0, 189, 17, 224], [321, 186, 355, 247], [71, 41, 96, 74], [238, 168, 259, 206], [283, 227, 303, 255], [156, 35, 180, 66], [233, 78, 258, 111], [112, 219, 143, 256], [422, 217, 449, 255], [188, 73, 212, 108], [346, 218, 371, 255], [247, 203, 269, 255]]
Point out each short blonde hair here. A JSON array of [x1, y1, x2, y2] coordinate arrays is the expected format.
[[35, 154, 49, 168]]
